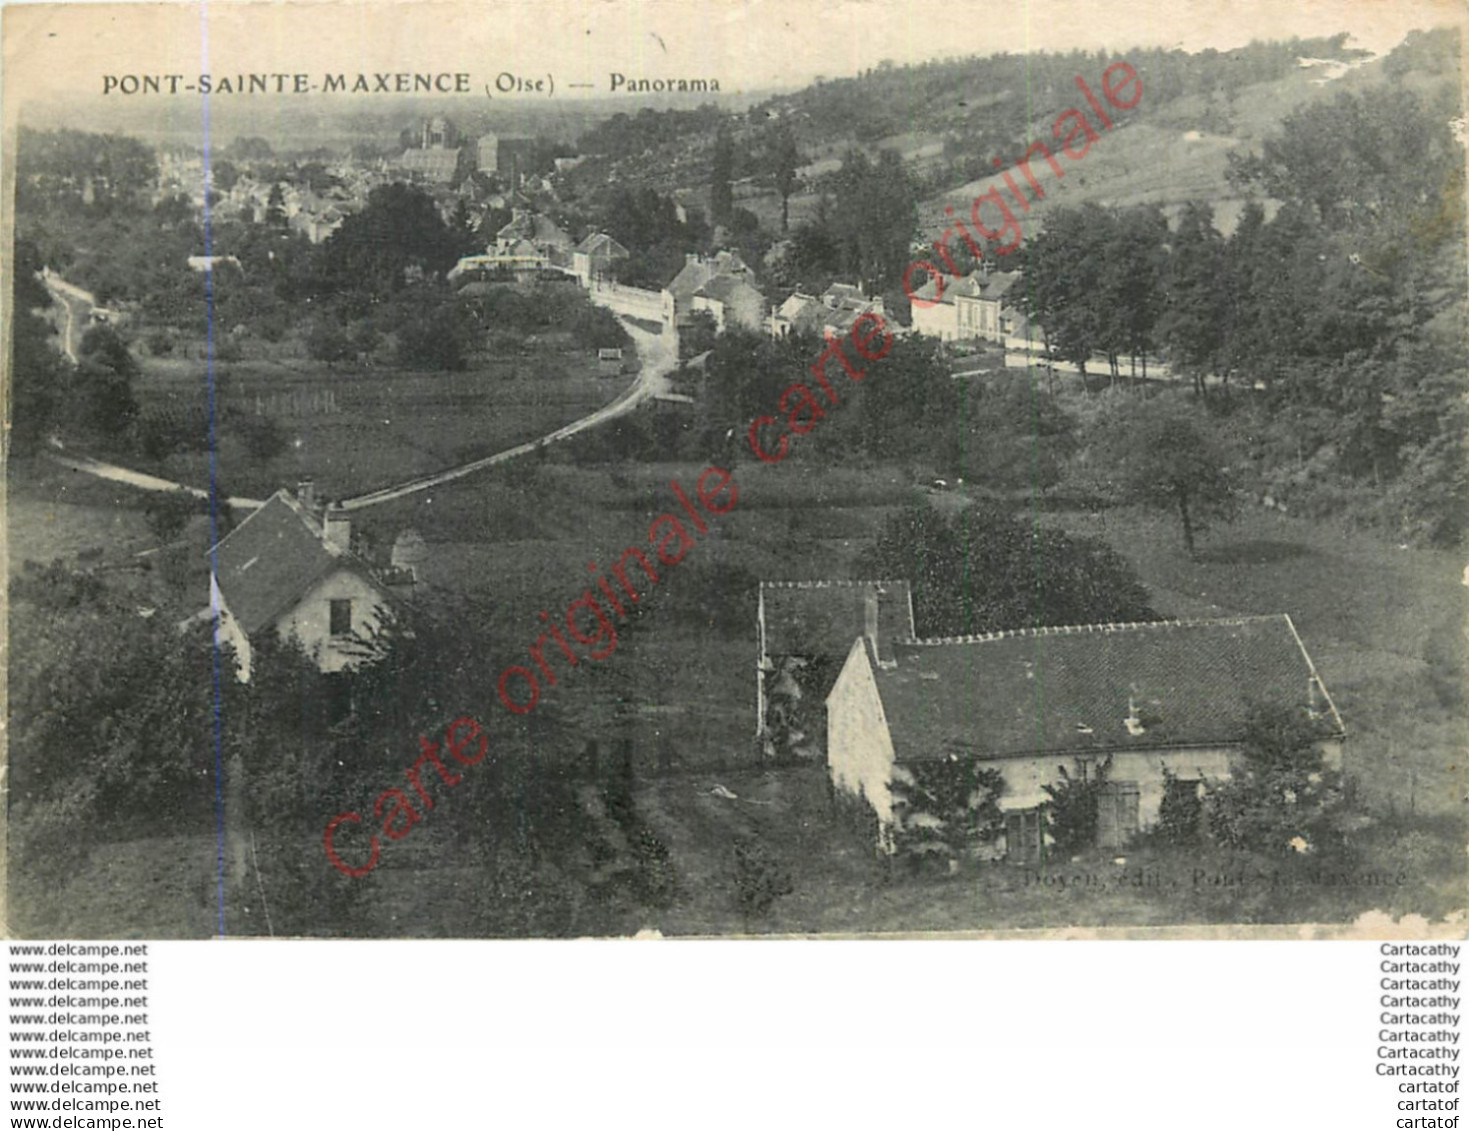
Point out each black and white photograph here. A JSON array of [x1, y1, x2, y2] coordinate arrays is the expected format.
[[4, 0, 1466, 943]]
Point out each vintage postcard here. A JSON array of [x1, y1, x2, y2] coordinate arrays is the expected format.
[[3, 0, 1466, 939]]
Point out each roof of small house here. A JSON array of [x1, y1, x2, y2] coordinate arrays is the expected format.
[[776, 292, 818, 320], [759, 580, 915, 666], [666, 250, 754, 302], [823, 282, 864, 305], [856, 615, 1343, 763], [974, 270, 1020, 302], [209, 490, 374, 636], [576, 231, 629, 258], [696, 273, 761, 304], [910, 269, 1020, 308]]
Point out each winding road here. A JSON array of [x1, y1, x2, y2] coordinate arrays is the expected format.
[[41, 268, 94, 363], [36, 269, 680, 513], [338, 315, 677, 510]]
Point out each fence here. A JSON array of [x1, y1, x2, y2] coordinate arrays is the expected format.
[[237, 388, 343, 416]]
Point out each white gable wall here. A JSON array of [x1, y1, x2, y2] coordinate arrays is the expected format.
[[826, 638, 899, 828], [910, 297, 957, 340], [211, 572, 254, 683], [271, 567, 388, 674]]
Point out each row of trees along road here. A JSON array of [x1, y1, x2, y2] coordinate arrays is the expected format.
[[1017, 82, 1467, 547]]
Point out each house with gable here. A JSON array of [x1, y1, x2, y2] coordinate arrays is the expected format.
[[495, 208, 574, 261], [662, 250, 759, 332], [572, 231, 631, 286], [909, 267, 1021, 343], [825, 614, 1345, 859], [755, 580, 915, 758], [691, 272, 765, 334], [209, 483, 396, 682], [768, 282, 888, 340]]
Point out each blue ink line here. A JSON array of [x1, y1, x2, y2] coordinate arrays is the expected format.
[[198, 1, 226, 941]]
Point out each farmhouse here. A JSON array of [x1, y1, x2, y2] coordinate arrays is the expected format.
[[208, 484, 395, 682], [825, 615, 1344, 858]]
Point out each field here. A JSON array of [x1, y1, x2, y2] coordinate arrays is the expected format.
[[133, 351, 620, 503], [14, 246, 1467, 936]]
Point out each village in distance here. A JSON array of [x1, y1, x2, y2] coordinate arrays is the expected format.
[[7, 27, 1468, 938]]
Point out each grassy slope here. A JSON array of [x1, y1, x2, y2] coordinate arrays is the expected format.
[[16, 448, 1467, 936]]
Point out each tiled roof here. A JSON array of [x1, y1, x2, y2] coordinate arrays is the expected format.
[[759, 580, 915, 665], [822, 282, 865, 306], [666, 259, 714, 301], [210, 491, 351, 636], [696, 274, 759, 303], [977, 271, 1019, 302], [913, 269, 1021, 308], [776, 292, 817, 319], [531, 214, 572, 247], [862, 615, 1343, 763], [576, 232, 629, 257], [666, 251, 754, 300]]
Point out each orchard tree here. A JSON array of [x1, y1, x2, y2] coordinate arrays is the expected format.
[[306, 319, 353, 367], [76, 324, 140, 439], [1100, 396, 1236, 557]]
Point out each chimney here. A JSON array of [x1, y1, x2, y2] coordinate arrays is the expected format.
[[297, 478, 316, 512], [685, 252, 700, 268], [864, 588, 881, 662], [322, 504, 351, 553]]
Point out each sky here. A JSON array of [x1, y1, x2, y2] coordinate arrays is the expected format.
[[2, 0, 1462, 112]]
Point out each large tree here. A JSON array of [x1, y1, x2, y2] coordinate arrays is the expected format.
[[826, 149, 918, 290], [772, 126, 801, 232], [1100, 395, 1236, 557], [710, 127, 735, 226], [313, 183, 458, 296], [75, 324, 140, 439], [9, 238, 71, 452], [858, 500, 1156, 637], [1157, 201, 1227, 395]]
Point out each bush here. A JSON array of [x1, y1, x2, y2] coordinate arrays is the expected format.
[[236, 414, 287, 462], [143, 489, 201, 543], [730, 837, 793, 924], [1156, 765, 1203, 845], [630, 827, 677, 909], [890, 757, 1006, 863], [1043, 756, 1112, 857], [1202, 704, 1348, 856]]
